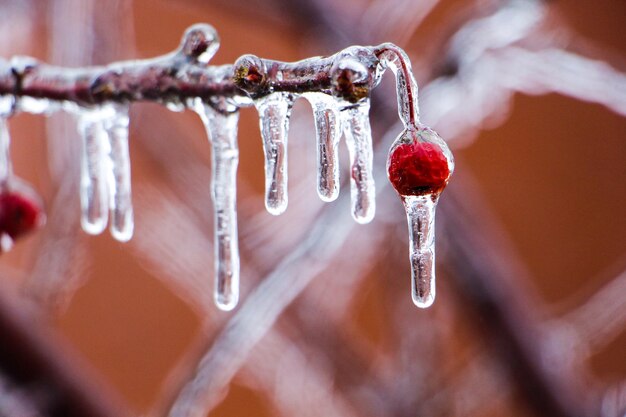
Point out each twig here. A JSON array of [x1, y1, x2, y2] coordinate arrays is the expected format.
[[0, 24, 385, 110]]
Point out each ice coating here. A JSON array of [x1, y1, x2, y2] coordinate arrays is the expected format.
[[387, 127, 453, 197], [403, 195, 437, 308], [0, 116, 11, 184], [1, 30, 456, 310], [0, 96, 12, 184], [375, 43, 420, 127], [0, 110, 45, 252], [255, 93, 295, 215], [78, 110, 110, 235], [304, 93, 341, 202], [104, 106, 134, 242], [196, 102, 241, 311], [378, 44, 454, 308], [341, 101, 376, 223], [179, 23, 220, 65], [77, 106, 135, 240]]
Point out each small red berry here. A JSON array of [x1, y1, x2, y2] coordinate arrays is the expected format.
[[0, 190, 43, 243], [387, 131, 451, 197]]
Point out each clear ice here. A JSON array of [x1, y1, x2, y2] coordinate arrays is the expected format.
[[0, 116, 11, 185], [1, 30, 454, 310], [104, 106, 134, 242], [379, 44, 453, 308], [403, 195, 437, 308], [341, 100, 376, 224], [255, 93, 295, 215], [376, 44, 420, 127], [195, 101, 241, 311], [304, 93, 341, 202], [0, 115, 13, 252], [78, 111, 110, 235], [0, 96, 14, 184], [77, 105, 134, 241]]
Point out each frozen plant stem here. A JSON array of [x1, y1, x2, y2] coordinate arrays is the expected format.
[[375, 43, 420, 126], [379, 44, 454, 308], [0, 24, 454, 309]]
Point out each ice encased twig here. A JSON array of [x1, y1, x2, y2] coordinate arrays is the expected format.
[[255, 93, 295, 215], [376, 43, 420, 127], [304, 93, 342, 202], [195, 102, 241, 311], [403, 194, 437, 308], [341, 100, 375, 224], [378, 44, 454, 308]]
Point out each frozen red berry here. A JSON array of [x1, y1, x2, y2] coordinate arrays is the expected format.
[[387, 139, 451, 196], [0, 190, 43, 242]]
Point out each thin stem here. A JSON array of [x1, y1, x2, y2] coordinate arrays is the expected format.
[[375, 43, 421, 128]]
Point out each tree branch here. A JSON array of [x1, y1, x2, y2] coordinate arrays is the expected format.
[[0, 24, 388, 112]]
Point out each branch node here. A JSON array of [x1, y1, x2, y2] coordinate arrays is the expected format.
[[179, 23, 220, 65], [233, 54, 268, 97]]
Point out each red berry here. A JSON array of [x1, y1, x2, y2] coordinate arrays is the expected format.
[[0, 191, 43, 241], [387, 139, 451, 196]]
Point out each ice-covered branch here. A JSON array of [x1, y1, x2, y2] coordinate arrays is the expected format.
[[1, 22, 455, 311], [0, 24, 383, 111]]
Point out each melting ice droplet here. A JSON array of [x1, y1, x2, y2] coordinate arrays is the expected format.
[[342, 101, 375, 223], [304, 93, 341, 202], [255, 93, 294, 215], [196, 102, 241, 311], [78, 111, 110, 235]]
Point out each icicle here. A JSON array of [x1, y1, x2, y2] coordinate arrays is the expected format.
[[403, 195, 437, 307], [341, 101, 376, 224], [77, 109, 110, 235], [194, 101, 241, 311], [103, 105, 134, 242], [0, 115, 13, 255], [0, 112, 45, 252], [304, 93, 341, 202], [184, 25, 241, 310], [255, 93, 295, 215], [380, 44, 454, 308], [0, 115, 12, 187]]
